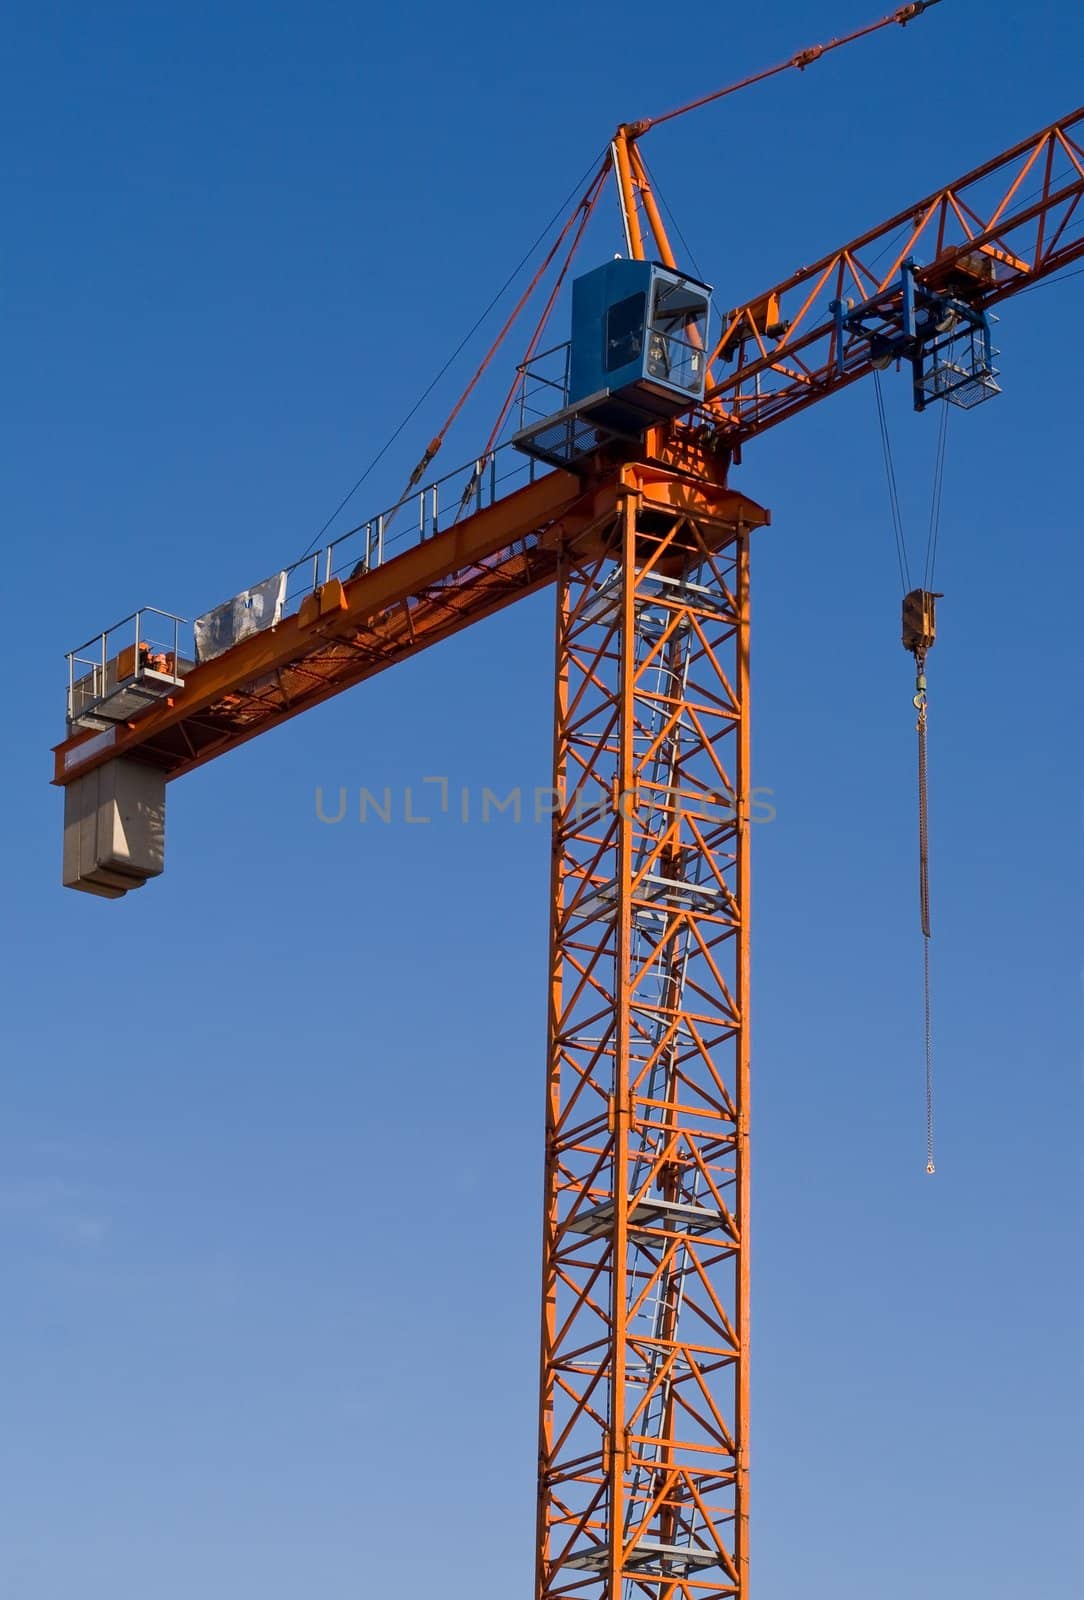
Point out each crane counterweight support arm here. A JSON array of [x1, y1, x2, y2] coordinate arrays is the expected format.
[[55, 469, 586, 787], [53, 465, 768, 788]]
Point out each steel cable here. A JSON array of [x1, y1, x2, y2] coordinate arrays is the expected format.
[[295, 151, 607, 562], [873, 368, 911, 593], [924, 397, 950, 589], [874, 373, 940, 1172]]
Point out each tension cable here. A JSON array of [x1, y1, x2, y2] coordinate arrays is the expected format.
[[875, 373, 950, 1174]]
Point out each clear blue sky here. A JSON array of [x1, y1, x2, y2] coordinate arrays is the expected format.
[[2, 2, 1080, 1595]]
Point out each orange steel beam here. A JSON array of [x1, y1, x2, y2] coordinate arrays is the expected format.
[[628, 144, 678, 272], [538, 468, 765, 1600], [401, 156, 612, 494], [54, 468, 589, 786], [705, 104, 1084, 446], [612, 130, 646, 261], [477, 167, 610, 468], [410, 4, 943, 475], [54, 462, 766, 791]]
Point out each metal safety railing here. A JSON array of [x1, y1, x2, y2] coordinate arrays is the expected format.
[[281, 441, 541, 611], [514, 341, 574, 434], [67, 607, 188, 727], [65, 440, 546, 725]]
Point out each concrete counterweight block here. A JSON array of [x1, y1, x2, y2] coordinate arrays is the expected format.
[[62, 758, 166, 897]]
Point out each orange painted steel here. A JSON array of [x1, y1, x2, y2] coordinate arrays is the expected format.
[[53, 464, 768, 789], [703, 105, 1084, 445], [478, 171, 609, 468], [406, 157, 612, 492], [418, 4, 944, 447], [627, 144, 677, 271], [54, 467, 588, 785], [612, 130, 647, 262], [538, 466, 766, 1600]]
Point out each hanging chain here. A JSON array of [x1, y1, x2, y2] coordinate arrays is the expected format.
[[878, 376, 949, 1177], [915, 668, 935, 1174]]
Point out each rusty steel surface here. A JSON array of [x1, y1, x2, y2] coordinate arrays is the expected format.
[[537, 471, 763, 1600]]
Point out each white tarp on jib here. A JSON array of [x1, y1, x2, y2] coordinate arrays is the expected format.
[[193, 571, 287, 664]]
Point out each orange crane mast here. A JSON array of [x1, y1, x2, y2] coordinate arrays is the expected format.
[[51, 13, 1084, 1597]]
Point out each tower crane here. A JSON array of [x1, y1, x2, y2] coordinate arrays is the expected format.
[[51, 5, 1084, 1595]]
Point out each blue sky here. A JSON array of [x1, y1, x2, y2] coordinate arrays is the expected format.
[[2, 2, 1081, 1595]]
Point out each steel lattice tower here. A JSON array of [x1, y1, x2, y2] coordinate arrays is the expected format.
[[538, 470, 761, 1600]]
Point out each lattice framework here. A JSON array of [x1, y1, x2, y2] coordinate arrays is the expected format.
[[538, 477, 753, 1600]]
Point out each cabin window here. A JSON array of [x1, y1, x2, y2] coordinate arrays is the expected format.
[[605, 292, 646, 371], [648, 279, 709, 390]]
